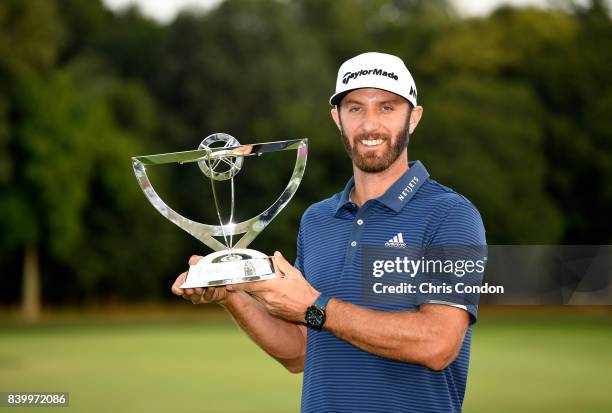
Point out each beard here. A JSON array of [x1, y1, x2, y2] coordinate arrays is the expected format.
[[340, 118, 410, 173]]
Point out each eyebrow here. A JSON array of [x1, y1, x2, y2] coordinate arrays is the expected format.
[[342, 99, 363, 106], [342, 98, 404, 108], [379, 98, 405, 105]]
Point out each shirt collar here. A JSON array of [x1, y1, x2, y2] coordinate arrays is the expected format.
[[335, 160, 430, 215]]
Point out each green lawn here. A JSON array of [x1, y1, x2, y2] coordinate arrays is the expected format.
[[1, 311, 611, 412], [464, 315, 612, 412]]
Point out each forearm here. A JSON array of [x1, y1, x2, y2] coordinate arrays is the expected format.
[[324, 299, 467, 370], [222, 291, 306, 372]]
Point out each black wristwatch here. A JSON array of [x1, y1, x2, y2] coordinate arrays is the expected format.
[[305, 294, 331, 330]]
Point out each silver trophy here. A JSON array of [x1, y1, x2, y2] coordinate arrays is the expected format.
[[132, 133, 307, 288]]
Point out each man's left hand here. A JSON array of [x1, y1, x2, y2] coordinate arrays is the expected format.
[[227, 251, 319, 323]]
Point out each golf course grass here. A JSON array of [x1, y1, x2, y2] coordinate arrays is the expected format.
[[1, 307, 610, 412]]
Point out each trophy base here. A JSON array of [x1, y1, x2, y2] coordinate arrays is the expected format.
[[180, 248, 276, 288]]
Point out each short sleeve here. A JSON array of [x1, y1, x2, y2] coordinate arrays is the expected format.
[[426, 199, 487, 324]]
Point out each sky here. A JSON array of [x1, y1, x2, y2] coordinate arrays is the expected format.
[[102, 0, 591, 23]]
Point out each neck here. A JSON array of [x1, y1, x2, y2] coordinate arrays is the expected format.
[[351, 151, 409, 207]]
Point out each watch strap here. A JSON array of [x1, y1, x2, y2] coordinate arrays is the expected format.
[[314, 294, 331, 311]]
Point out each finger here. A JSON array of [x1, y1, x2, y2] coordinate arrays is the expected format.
[[271, 257, 281, 277], [188, 255, 203, 265], [203, 287, 216, 301], [190, 293, 202, 304], [211, 287, 223, 302], [272, 251, 295, 277], [184, 288, 195, 295], [194, 287, 204, 296], [171, 272, 188, 296], [226, 282, 248, 292]]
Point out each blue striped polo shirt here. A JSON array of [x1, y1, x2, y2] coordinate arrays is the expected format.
[[295, 160, 486, 413]]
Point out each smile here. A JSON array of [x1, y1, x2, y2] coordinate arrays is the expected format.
[[360, 139, 384, 147]]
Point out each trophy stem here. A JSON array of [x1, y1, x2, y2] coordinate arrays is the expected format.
[[205, 151, 239, 251], [229, 177, 235, 249]]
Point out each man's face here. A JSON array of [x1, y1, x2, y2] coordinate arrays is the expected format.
[[333, 88, 413, 173]]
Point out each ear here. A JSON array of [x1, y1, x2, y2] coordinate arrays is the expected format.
[[408, 105, 424, 134], [331, 107, 342, 132]]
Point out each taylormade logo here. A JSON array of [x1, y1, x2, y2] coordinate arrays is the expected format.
[[343, 68, 399, 84]]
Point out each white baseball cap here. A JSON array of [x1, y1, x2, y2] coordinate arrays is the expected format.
[[329, 52, 418, 107]]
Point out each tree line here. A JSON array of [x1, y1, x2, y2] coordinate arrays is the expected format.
[[0, 0, 610, 318]]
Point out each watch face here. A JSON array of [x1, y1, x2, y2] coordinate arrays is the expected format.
[[306, 307, 325, 329]]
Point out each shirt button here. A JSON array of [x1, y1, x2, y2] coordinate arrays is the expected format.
[[351, 241, 357, 247], [356, 219, 364, 225]]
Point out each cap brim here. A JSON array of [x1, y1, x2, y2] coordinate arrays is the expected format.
[[329, 90, 350, 106], [329, 87, 415, 107]]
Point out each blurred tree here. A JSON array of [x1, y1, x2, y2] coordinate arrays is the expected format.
[[55, 0, 113, 62], [414, 76, 563, 243], [0, 0, 67, 320], [0, 0, 181, 318], [420, 2, 612, 242], [537, 1, 612, 243]]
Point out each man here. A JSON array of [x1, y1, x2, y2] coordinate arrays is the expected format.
[[172, 52, 486, 412]]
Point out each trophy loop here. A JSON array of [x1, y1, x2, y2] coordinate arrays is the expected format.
[[197, 133, 243, 181]]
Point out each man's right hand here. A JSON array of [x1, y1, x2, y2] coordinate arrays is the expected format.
[[171, 255, 230, 305]]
